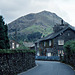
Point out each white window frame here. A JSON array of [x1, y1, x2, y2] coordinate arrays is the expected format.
[[12, 43, 15, 49], [37, 42, 39, 48], [16, 44, 19, 48], [68, 33, 70, 36], [37, 51, 40, 56], [44, 41, 46, 47], [62, 50, 64, 56], [49, 40, 51, 46], [47, 53, 51, 57], [58, 40, 64, 45]]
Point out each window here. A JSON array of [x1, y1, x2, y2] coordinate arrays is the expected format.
[[58, 50, 64, 56], [49, 40, 51, 46], [16, 44, 19, 48], [62, 50, 64, 56], [37, 51, 40, 56], [68, 33, 70, 36], [58, 40, 64, 45], [37, 43, 39, 47], [12, 43, 15, 49], [44, 41, 46, 47], [47, 53, 51, 57]]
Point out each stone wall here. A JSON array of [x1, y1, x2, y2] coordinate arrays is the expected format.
[[0, 52, 35, 75]]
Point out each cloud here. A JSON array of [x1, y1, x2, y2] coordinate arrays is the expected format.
[[0, 0, 33, 23]]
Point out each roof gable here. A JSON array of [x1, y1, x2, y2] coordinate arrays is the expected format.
[[35, 25, 75, 43]]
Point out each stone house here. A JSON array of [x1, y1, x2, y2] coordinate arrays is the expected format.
[[10, 40, 20, 49], [35, 20, 75, 56]]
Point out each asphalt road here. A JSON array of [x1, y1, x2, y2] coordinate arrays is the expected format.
[[18, 61, 75, 75]]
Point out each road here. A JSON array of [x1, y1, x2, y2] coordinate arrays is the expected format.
[[18, 61, 75, 75]]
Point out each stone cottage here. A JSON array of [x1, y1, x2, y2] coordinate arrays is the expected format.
[[35, 20, 75, 56], [10, 40, 20, 49]]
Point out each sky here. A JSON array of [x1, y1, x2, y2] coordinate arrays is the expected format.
[[0, 0, 75, 26]]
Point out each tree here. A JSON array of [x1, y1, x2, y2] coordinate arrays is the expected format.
[[64, 40, 75, 53], [64, 40, 75, 63], [0, 16, 6, 49], [4, 25, 10, 49], [0, 16, 10, 49]]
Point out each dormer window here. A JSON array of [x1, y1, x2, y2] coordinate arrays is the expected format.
[[58, 40, 64, 45]]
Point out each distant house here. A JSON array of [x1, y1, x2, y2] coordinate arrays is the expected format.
[[35, 20, 75, 57], [10, 40, 20, 49]]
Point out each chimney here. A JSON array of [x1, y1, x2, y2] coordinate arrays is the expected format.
[[61, 19, 63, 25], [53, 19, 65, 33], [61, 19, 64, 26]]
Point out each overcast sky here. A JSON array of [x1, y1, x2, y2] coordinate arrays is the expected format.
[[0, 0, 75, 26]]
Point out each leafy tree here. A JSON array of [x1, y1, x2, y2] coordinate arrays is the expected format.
[[64, 40, 75, 63]]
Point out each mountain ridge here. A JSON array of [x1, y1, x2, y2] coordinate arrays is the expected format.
[[8, 10, 66, 42]]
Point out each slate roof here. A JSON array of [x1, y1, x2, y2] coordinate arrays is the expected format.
[[23, 42, 35, 47], [35, 25, 75, 43]]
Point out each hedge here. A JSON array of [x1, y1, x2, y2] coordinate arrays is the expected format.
[[0, 49, 35, 53]]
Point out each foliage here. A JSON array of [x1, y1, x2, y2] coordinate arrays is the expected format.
[[0, 49, 35, 53], [64, 40, 75, 54], [4, 25, 10, 49], [0, 16, 10, 49], [15, 44, 35, 53], [63, 40, 75, 67], [16, 44, 29, 50]]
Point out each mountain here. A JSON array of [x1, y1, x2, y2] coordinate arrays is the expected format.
[[8, 10, 66, 42]]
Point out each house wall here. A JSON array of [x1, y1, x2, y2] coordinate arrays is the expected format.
[[35, 28, 75, 56], [53, 28, 75, 56], [10, 40, 20, 49]]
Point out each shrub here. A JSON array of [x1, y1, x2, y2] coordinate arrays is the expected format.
[[64, 40, 75, 54]]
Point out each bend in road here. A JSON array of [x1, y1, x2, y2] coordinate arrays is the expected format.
[[18, 61, 75, 75]]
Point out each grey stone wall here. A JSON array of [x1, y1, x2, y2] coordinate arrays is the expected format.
[[53, 28, 75, 55], [0, 52, 35, 75]]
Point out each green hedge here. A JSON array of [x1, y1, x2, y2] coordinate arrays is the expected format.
[[0, 49, 35, 53]]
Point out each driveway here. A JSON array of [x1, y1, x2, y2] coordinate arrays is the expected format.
[[18, 61, 75, 75]]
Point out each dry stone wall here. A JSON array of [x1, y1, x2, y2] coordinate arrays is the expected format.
[[0, 52, 35, 75]]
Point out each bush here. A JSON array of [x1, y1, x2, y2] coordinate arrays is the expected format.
[[0, 49, 35, 53], [63, 40, 75, 64], [64, 40, 75, 54], [16, 45, 29, 50]]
